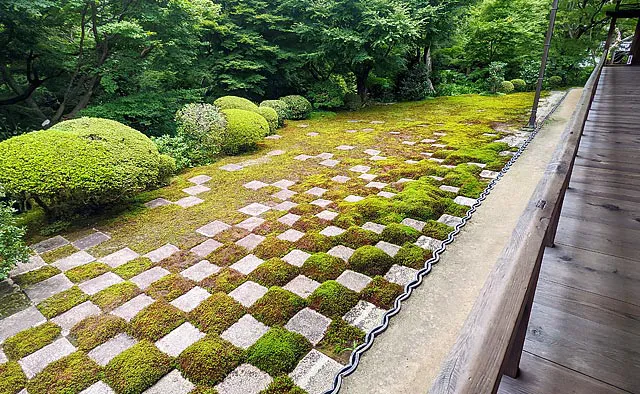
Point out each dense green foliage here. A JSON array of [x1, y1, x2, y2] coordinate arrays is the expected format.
[[260, 100, 290, 127], [220, 109, 270, 154], [214, 96, 260, 112], [279, 96, 312, 120], [0, 186, 29, 279], [246, 327, 312, 376]]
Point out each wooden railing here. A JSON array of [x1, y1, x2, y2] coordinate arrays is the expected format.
[[429, 54, 607, 394]]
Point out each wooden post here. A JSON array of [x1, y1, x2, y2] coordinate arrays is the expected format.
[[603, 1, 621, 64], [631, 18, 640, 65]]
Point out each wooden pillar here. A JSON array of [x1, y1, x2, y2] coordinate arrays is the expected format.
[[631, 18, 640, 65]]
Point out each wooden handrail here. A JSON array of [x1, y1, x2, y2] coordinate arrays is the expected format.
[[429, 54, 607, 394]]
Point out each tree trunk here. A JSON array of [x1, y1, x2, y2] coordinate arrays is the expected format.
[[356, 67, 371, 103], [423, 44, 435, 94]]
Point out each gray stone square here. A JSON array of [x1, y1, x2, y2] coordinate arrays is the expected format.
[[336, 270, 372, 292], [230, 254, 264, 275], [243, 180, 269, 190], [145, 198, 172, 209], [405, 160, 419, 164], [434, 132, 447, 136], [170, 286, 211, 312], [345, 129, 357, 133], [215, 364, 272, 394], [191, 239, 223, 257], [111, 294, 155, 322], [52, 251, 95, 271], [480, 169, 499, 179], [307, 132, 319, 137], [236, 216, 266, 232], [358, 173, 377, 181], [175, 196, 204, 208], [421, 138, 436, 143], [272, 179, 296, 189], [362, 222, 386, 234], [364, 149, 381, 156], [144, 244, 179, 263], [438, 214, 463, 227], [182, 185, 210, 196], [189, 175, 212, 184], [344, 195, 364, 203], [439, 185, 460, 194], [316, 152, 333, 160], [31, 235, 69, 254], [79, 272, 124, 296], [282, 250, 311, 267], [343, 300, 386, 333], [273, 189, 297, 201], [228, 281, 268, 308], [10, 254, 46, 276], [362, 128, 375, 132], [19, 337, 75, 378], [72, 232, 110, 250], [327, 245, 355, 262], [0, 307, 46, 344], [278, 229, 305, 242], [278, 213, 301, 226], [467, 162, 487, 168], [415, 236, 444, 252], [429, 158, 445, 164], [80, 381, 116, 394], [25, 274, 73, 304], [319, 226, 345, 237], [310, 199, 332, 208], [396, 178, 415, 184], [315, 210, 338, 221], [454, 196, 477, 207], [441, 164, 456, 169], [197, 220, 232, 237], [220, 163, 244, 172], [131, 267, 171, 290], [377, 191, 396, 199], [294, 154, 313, 161], [290, 350, 343, 394], [285, 308, 331, 345], [402, 141, 416, 146], [331, 175, 350, 184], [298, 124, 309, 128], [236, 234, 266, 251], [155, 322, 205, 357], [181, 260, 221, 282], [100, 248, 139, 268], [283, 275, 320, 298], [88, 333, 137, 366], [143, 369, 194, 394], [336, 145, 355, 150], [239, 203, 271, 216], [221, 314, 269, 349], [273, 201, 298, 211], [319, 159, 340, 167], [306, 187, 327, 197], [384, 265, 419, 287], [51, 301, 101, 335], [366, 181, 387, 189], [429, 175, 444, 181], [350, 165, 371, 173], [422, 152, 434, 157], [375, 241, 401, 257], [401, 218, 427, 232], [370, 120, 385, 124], [370, 155, 387, 161], [432, 143, 447, 148], [267, 150, 286, 156]]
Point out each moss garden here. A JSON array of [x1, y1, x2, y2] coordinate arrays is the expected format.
[[0, 92, 536, 394]]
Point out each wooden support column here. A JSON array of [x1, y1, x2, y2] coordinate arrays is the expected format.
[[631, 18, 640, 65]]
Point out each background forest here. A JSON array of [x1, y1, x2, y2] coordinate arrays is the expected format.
[[0, 0, 621, 139]]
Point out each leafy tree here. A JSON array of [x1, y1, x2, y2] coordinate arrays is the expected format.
[[0, 186, 29, 280]]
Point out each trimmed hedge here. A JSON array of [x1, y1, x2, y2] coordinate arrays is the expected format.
[[214, 96, 259, 111], [0, 118, 175, 216], [257, 106, 279, 135], [279, 95, 312, 120], [510, 79, 527, 92], [498, 81, 515, 94], [220, 109, 270, 154], [260, 100, 290, 126]]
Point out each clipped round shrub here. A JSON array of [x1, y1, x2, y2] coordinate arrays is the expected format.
[[257, 106, 279, 135], [246, 327, 312, 376], [349, 246, 394, 276], [220, 109, 269, 154], [0, 118, 175, 216], [308, 280, 359, 317], [279, 95, 312, 120], [260, 100, 291, 126], [498, 81, 515, 94], [344, 93, 362, 111], [213, 96, 259, 112], [510, 79, 527, 92], [548, 75, 563, 88], [381, 223, 421, 245], [178, 336, 243, 386]]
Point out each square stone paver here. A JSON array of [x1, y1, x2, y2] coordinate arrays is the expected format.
[[88, 333, 137, 366], [182, 185, 210, 196], [370, 155, 386, 161], [144, 244, 179, 263], [362, 128, 375, 132], [358, 173, 377, 181], [155, 322, 205, 357], [344, 195, 364, 203], [79, 272, 124, 295], [405, 160, 419, 164], [315, 210, 338, 221], [191, 239, 223, 257], [294, 154, 313, 161], [421, 138, 436, 143], [272, 179, 296, 189], [175, 196, 204, 208], [51, 301, 101, 335], [24, 274, 73, 304], [336, 145, 355, 150], [273, 201, 298, 211], [19, 337, 76, 378], [377, 191, 396, 199], [215, 364, 272, 394], [319, 226, 345, 237], [181, 260, 221, 282], [283, 275, 321, 298], [290, 349, 344, 394], [401, 218, 426, 232], [402, 141, 416, 146], [467, 162, 487, 168], [144, 369, 195, 394], [429, 158, 445, 164], [145, 198, 172, 209], [327, 245, 355, 262], [350, 165, 371, 173], [236, 234, 266, 251], [100, 248, 139, 268], [366, 181, 387, 189], [331, 175, 350, 183], [230, 255, 264, 275], [396, 178, 415, 184], [375, 241, 401, 257], [239, 203, 271, 216], [80, 381, 115, 394], [362, 222, 386, 234], [336, 270, 372, 292], [439, 185, 460, 194], [131, 267, 171, 290], [31, 235, 69, 254], [480, 170, 499, 179], [111, 294, 155, 322], [278, 229, 305, 242], [316, 152, 333, 160], [273, 189, 297, 201], [307, 132, 319, 137], [278, 213, 301, 226], [244, 180, 269, 190], [343, 300, 386, 333], [415, 236, 444, 252], [432, 143, 447, 148], [10, 254, 46, 276], [364, 149, 381, 156], [228, 281, 268, 308], [438, 214, 463, 227], [52, 251, 95, 271], [267, 150, 286, 156], [320, 159, 340, 167], [282, 250, 311, 267], [221, 314, 269, 349], [384, 265, 419, 287], [220, 163, 244, 172], [72, 232, 110, 250], [196, 220, 231, 237], [285, 308, 331, 345], [170, 286, 211, 312], [0, 307, 46, 344], [310, 199, 332, 208], [189, 175, 212, 184], [454, 196, 477, 207], [306, 187, 327, 197], [236, 217, 266, 232]]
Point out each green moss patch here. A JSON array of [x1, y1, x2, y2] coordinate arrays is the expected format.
[[104, 341, 173, 394], [130, 301, 185, 341], [70, 314, 128, 351], [317, 319, 365, 364], [360, 276, 403, 309], [249, 259, 299, 287], [91, 281, 140, 311], [254, 220, 289, 236], [247, 327, 312, 376], [40, 244, 77, 264], [190, 292, 245, 334], [394, 243, 431, 270], [292, 217, 323, 232], [260, 376, 307, 394], [308, 281, 359, 318], [335, 226, 380, 249], [290, 203, 320, 216], [380, 223, 421, 245], [146, 273, 195, 302], [3, 322, 61, 360], [208, 244, 247, 267], [37, 286, 89, 318], [254, 236, 292, 260], [113, 257, 153, 279], [0, 361, 27, 394], [201, 268, 247, 293], [348, 246, 394, 276], [27, 352, 100, 394], [0, 292, 31, 319], [178, 335, 243, 386], [214, 227, 250, 244], [333, 213, 363, 229], [158, 250, 201, 273], [421, 220, 454, 240], [65, 262, 111, 283], [13, 265, 61, 287], [301, 253, 346, 282], [249, 287, 307, 326], [295, 232, 332, 253]]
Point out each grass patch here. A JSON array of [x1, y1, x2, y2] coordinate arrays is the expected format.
[[247, 327, 311, 376], [3, 322, 61, 360], [178, 335, 244, 386], [317, 319, 365, 364], [70, 314, 128, 351], [130, 301, 185, 341], [27, 352, 100, 394], [308, 281, 359, 318], [348, 245, 394, 276], [104, 341, 173, 394], [146, 273, 195, 302], [112, 257, 153, 279], [201, 267, 247, 293], [249, 287, 307, 326], [249, 258, 299, 287], [12, 265, 60, 287], [91, 281, 140, 311], [301, 253, 346, 282], [360, 276, 403, 309], [0, 362, 27, 394], [190, 292, 245, 334], [40, 244, 77, 264], [65, 262, 110, 283]]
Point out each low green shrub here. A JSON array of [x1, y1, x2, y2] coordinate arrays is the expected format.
[[70, 314, 128, 351], [190, 292, 245, 334], [130, 301, 185, 341], [0, 186, 29, 280], [3, 322, 61, 360], [260, 100, 291, 126], [398, 63, 433, 101], [548, 75, 563, 88], [301, 253, 346, 282], [0, 362, 27, 394], [37, 286, 88, 318], [279, 95, 312, 120], [498, 81, 515, 94], [250, 258, 299, 287], [214, 96, 259, 111], [261, 376, 307, 394], [246, 327, 312, 376], [27, 352, 100, 394], [510, 79, 527, 92], [220, 109, 269, 154], [307, 76, 348, 110], [308, 280, 359, 317], [104, 341, 173, 394], [178, 335, 243, 386], [361, 276, 403, 309], [348, 246, 394, 276], [91, 281, 140, 311], [0, 118, 175, 217], [257, 106, 279, 134], [250, 287, 307, 326], [380, 223, 421, 245]]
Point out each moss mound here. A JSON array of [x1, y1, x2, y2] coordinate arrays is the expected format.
[[394, 243, 430, 269], [250, 287, 307, 326], [104, 341, 173, 394], [361, 276, 403, 309], [91, 281, 140, 311], [27, 352, 100, 394], [348, 246, 394, 276], [0, 362, 27, 394], [301, 253, 346, 282], [250, 258, 299, 287], [37, 286, 89, 318], [308, 280, 359, 317], [380, 223, 421, 245], [130, 301, 185, 341], [112, 257, 153, 279], [3, 322, 61, 360], [65, 262, 110, 283], [246, 327, 312, 376], [190, 292, 245, 334], [261, 376, 307, 394], [335, 226, 380, 249], [201, 268, 247, 293], [146, 273, 195, 302], [178, 336, 243, 386]]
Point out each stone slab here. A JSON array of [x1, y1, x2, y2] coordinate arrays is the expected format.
[[216, 364, 272, 394], [332, 175, 351, 184], [0, 307, 46, 344], [370, 156, 386, 161], [197, 220, 231, 237], [175, 196, 204, 208], [144, 244, 179, 263], [278, 229, 305, 242], [52, 251, 96, 271], [239, 203, 271, 216], [310, 199, 332, 208], [236, 217, 266, 231], [358, 173, 377, 181], [72, 232, 110, 250], [145, 198, 172, 209], [283, 275, 321, 299], [155, 322, 205, 357], [454, 196, 477, 207], [19, 337, 75, 379], [320, 159, 340, 167], [80, 381, 116, 394], [144, 369, 195, 394], [316, 153, 333, 160], [31, 235, 69, 254], [362, 222, 386, 235], [236, 234, 266, 252], [344, 195, 364, 203], [10, 255, 46, 276], [24, 274, 73, 304], [327, 245, 355, 262], [273, 189, 297, 201], [131, 267, 171, 290], [170, 286, 211, 312], [401, 218, 426, 232], [244, 180, 269, 190], [100, 248, 139, 268], [375, 241, 401, 258], [439, 185, 460, 194], [181, 260, 221, 282], [415, 236, 444, 252], [350, 165, 371, 173], [51, 301, 101, 335], [220, 164, 244, 172], [336, 145, 355, 150], [364, 149, 381, 156], [278, 213, 301, 226], [230, 254, 264, 275], [228, 281, 268, 308], [88, 333, 137, 366], [79, 272, 124, 296], [336, 270, 372, 292], [282, 250, 311, 267], [273, 201, 298, 211], [437, 214, 463, 228], [221, 314, 269, 349], [480, 169, 499, 179], [384, 265, 419, 287], [182, 185, 210, 196], [285, 308, 331, 345], [316, 210, 338, 221], [111, 294, 155, 322], [191, 239, 223, 257], [366, 182, 387, 189], [306, 187, 327, 197], [343, 300, 386, 333], [272, 179, 296, 189], [319, 226, 345, 237], [189, 175, 212, 184], [377, 191, 396, 199], [290, 349, 344, 394]]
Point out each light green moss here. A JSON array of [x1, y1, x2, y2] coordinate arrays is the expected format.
[[27, 352, 100, 394], [3, 322, 61, 360], [0, 361, 27, 394], [65, 262, 110, 283], [247, 327, 312, 376], [104, 341, 173, 394], [70, 314, 128, 351], [91, 281, 140, 311], [113, 257, 153, 279], [37, 286, 89, 318]]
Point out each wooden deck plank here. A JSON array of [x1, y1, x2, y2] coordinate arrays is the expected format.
[[558, 189, 640, 231]]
